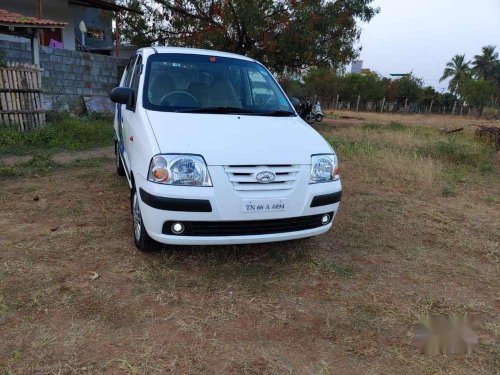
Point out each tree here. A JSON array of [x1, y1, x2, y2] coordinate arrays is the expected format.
[[393, 74, 423, 103], [119, 0, 379, 73], [303, 68, 340, 98], [472, 45, 499, 81], [439, 54, 471, 95], [459, 78, 495, 108]]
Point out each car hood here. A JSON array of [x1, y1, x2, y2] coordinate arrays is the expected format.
[[145, 111, 332, 165]]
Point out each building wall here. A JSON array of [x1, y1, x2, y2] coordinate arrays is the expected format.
[[0, 39, 127, 112]]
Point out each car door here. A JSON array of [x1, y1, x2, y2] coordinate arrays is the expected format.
[[121, 54, 142, 173]]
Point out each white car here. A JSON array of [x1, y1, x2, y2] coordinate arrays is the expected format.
[[110, 47, 342, 250]]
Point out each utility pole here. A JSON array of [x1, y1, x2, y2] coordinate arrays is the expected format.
[[115, 11, 121, 57]]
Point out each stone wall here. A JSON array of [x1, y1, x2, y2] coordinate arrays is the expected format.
[[0, 40, 128, 112]]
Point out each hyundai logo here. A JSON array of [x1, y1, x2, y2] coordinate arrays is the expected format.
[[256, 171, 276, 183]]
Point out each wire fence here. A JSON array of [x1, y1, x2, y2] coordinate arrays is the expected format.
[[318, 96, 486, 117]]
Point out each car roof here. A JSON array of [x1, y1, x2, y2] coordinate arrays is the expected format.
[[137, 46, 255, 62]]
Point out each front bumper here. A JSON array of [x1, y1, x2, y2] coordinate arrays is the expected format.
[[135, 165, 341, 245]]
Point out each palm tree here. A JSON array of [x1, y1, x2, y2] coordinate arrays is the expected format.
[[472, 45, 499, 81], [439, 54, 471, 95]]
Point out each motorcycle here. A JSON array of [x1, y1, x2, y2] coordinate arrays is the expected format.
[[289, 97, 321, 124], [312, 100, 324, 122]]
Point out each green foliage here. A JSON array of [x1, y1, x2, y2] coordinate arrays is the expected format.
[[459, 78, 495, 108], [390, 74, 423, 103], [340, 72, 385, 102], [119, 0, 379, 73], [416, 136, 495, 168], [303, 67, 341, 98], [0, 113, 114, 155], [439, 54, 471, 94], [472, 45, 499, 81]]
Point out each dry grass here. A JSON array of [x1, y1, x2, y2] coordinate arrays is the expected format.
[[0, 114, 498, 374]]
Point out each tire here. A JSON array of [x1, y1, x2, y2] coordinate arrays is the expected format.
[[131, 188, 162, 251], [315, 114, 324, 122], [115, 141, 125, 176], [305, 113, 316, 124]]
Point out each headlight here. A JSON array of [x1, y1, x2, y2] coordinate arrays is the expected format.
[[309, 154, 339, 183], [148, 154, 212, 186]]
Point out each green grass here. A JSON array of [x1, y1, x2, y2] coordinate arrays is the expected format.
[[0, 112, 114, 156], [416, 135, 495, 168]]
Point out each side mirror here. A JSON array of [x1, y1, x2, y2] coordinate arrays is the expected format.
[[110, 87, 134, 106], [289, 96, 301, 112]]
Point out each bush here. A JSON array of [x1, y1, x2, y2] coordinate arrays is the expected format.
[[482, 106, 499, 119]]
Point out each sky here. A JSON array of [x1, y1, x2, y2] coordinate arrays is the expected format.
[[356, 0, 500, 92]]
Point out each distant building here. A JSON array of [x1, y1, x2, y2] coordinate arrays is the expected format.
[[351, 60, 363, 73], [0, 0, 139, 56]]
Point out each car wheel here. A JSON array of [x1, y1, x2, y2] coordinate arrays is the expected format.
[[315, 114, 324, 122], [115, 141, 125, 176], [131, 188, 161, 251]]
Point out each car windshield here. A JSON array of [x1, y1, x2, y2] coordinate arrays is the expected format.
[[143, 53, 295, 116]]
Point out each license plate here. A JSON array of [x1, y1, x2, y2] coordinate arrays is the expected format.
[[242, 199, 286, 213]]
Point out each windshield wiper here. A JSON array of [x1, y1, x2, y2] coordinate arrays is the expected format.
[[175, 107, 257, 114], [261, 110, 295, 117]]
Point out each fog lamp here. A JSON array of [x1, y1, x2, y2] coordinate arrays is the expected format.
[[171, 222, 185, 234], [321, 214, 331, 225]]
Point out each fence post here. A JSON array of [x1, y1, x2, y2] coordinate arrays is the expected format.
[[356, 95, 360, 112], [452, 100, 457, 115]]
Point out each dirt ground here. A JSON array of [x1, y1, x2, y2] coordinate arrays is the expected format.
[[0, 112, 498, 374]]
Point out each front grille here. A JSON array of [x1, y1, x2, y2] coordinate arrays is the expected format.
[[224, 165, 300, 191], [162, 212, 333, 236]]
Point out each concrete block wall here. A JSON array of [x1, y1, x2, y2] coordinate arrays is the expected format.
[[0, 40, 128, 112]]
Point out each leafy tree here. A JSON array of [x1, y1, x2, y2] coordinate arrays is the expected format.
[[119, 0, 379, 73], [472, 45, 499, 81], [393, 74, 423, 103], [338, 72, 384, 102], [279, 76, 306, 97], [459, 78, 495, 108], [303, 68, 340, 98], [439, 54, 471, 95]]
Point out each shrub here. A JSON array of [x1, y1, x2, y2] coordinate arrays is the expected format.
[[482, 106, 498, 119]]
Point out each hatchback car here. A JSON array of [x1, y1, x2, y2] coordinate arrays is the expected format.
[[110, 47, 342, 250]]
